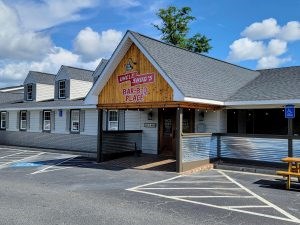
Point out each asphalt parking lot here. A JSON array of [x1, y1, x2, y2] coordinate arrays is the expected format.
[[0, 145, 299, 225]]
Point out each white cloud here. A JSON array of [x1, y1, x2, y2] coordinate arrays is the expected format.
[[108, 0, 140, 8], [241, 18, 280, 40], [228, 18, 300, 69], [7, 0, 99, 31], [0, 47, 101, 86], [278, 21, 300, 41], [0, 1, 52, 60], [74, 27, 122, 60], [257, 56, 291, 69], [267, 39, 287, 56], [228, 38, 265, 61]]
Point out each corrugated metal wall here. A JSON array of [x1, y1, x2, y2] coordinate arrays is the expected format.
[[182, 134, 217, 163], [220, 136, 288, 163]]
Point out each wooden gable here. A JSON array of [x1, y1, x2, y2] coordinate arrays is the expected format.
[[98, 44, 173, 107]]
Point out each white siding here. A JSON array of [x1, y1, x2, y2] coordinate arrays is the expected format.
[[36, 84, 54, 102], [195, 110, 227, 133], [53, 109, 68, 134], [69, 79, 93, 100], [81, 109, 98, 135], [7, 110, 18, 131], [29, 110, 40, 132], [125, 109, 158, 155]]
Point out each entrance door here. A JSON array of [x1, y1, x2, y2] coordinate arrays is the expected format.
[[159, 109, 176, 157]]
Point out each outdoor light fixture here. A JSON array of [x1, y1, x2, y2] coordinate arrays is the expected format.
[[148, 111, 153, 120], [125, 58, 136, 71]]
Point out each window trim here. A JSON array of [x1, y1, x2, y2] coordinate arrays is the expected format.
[[58, 80, 66, 99], [19, 110, 27, 131], [43, 110, 51, 132], [70, 109, 80, 133], [0, 111, 7, 130], [26, 84, 33, 101], [108, 110, 118, 131]]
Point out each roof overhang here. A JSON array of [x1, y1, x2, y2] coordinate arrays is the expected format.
[[225, 99, 300, 109], [85, 31, 186, 105]]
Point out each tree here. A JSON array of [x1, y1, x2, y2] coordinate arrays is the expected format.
[[153, 6, 212, 53]]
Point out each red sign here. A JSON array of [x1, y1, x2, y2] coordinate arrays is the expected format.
[[131, 73, 155, 86], [118, 71, 155, 103], [117, 72, 138, 83]]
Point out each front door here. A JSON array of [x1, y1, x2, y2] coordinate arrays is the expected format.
[[159, 109, 176, 157]]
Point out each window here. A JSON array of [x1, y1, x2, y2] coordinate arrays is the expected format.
[[20, 111, 27, 130], [58, 80, 66, 99], [27, 84, 33, 100], [108, 110, 118, 130], [43, 111, 51, 131], [70, 110, 80, 132], [0, 112, 6, 129]]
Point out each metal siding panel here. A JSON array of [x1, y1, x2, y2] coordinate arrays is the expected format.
[[80, 110, 85, 132], [292, 140, 300, 157], [182, 135, 217, 163], [220, 136, 288, 163]]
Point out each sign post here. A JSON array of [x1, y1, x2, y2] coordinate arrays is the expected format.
[[285, 105, 295, 157]]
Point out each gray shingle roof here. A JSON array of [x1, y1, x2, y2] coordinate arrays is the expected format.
[[61, 66, 94, 82], [227, 66, 300, 102], [93, 59, 108, 78], [0, 93, 23, 104], [0, 99, 92, 110], [24, 71, 55, 85], [130, 31, 260, 102]]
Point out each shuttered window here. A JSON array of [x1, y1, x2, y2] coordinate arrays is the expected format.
[[20, 111, 27, 130], [0, 112, 6, 129], [108, 110, 118, 130], [43, 111, 51, 131], [70, 110, 80, 132]]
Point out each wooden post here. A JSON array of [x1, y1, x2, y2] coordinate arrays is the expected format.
[[97, 109, 103, 163], [176, 108, 183, 173], [288, 118, 293, 157]]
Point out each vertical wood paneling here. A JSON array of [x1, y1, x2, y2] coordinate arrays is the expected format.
[[98, 44, 173, 105]]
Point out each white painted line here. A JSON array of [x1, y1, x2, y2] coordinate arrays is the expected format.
[[127, 175, 183, 191], [164, 181, 232, 184], [218, 170, 300, 223], [139, 187, 242, 190], [0, 152, 44, 169], [31, 156, 77, 175], [172, 196, 255, 198], [0, 151, 26, 159], [229, 205, 271, 209], [215, 169, 280, 178], [129, 188, 300, 224], [184, 175, 224, 178]]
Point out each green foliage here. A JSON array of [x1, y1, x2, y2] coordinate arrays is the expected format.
[[154, 6, 212, 53]]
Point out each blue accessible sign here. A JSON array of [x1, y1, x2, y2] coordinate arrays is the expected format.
[[285, 105, 295, 119]]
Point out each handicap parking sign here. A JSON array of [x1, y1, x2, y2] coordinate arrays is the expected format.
[[285, 105, 295, 119]]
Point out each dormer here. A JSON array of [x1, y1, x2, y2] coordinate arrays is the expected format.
[[23, 71, 55, 102], [93, 59, 108, 83], [55, 66, 94, 100]]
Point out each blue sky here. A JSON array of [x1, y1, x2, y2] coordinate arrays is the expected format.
[[0, 0, 300, 87]]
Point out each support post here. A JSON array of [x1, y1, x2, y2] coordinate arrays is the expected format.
[[97, 109, 103, 163], [176, 108, 183, 173], [288, 118, 293, 157]]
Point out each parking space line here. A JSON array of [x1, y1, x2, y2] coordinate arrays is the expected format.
[[128, 170, 300, 224], [215, 169, 279, 178], [130, 188, 299, 223], [184, 175, 224, 178], [218, 170, 300, 223], [229, 205, 272, 209], [0, 152, 44, 169], [139, 187, 242, 190], [165, 181, 231, 184], [171, 196, 255, 198], [0, 151, 26, 159], [31, 156, 77, 175]]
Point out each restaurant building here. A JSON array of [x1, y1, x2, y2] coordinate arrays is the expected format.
[[85, 30, 300, 172]]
